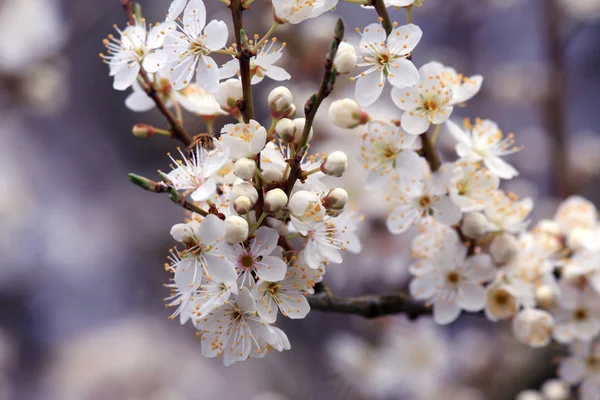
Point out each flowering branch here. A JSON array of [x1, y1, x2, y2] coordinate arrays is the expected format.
[[128, 173, 209, 217], [420, 129, 441, 171], [122, 1, 193, 147], [285, 18, 344, 195], [230, 0, 255, 122], [307, 288, 432, 320]]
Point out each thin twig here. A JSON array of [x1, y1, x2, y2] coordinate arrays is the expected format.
[[307, 288, 432, 320], [230, 0, 255, 122], [122, 1, 193, 147], [284, 18, 344, 195], [420, 130, 441, 172], [128, 173, 209, 217]]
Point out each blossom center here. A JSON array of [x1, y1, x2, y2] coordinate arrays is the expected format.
[[239, 254, 255, 269], [446, 271, 460, 284], [423, 99, 438, 111], [190, 37, 210, 55], [574, 308, 589, 321], [494, 289, 510, 305]]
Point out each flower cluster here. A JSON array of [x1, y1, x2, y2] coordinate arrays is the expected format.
[[105, 0, 600, 393]]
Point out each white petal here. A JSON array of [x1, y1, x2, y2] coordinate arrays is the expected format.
[[195, 56, 220, 93], [431, 196, 462, 226], [219, 59, 239, 79], [446, 119, 472, 146], [387, 58, 419, 89], [360, 23, 387, 48], [168, 0, 187, 19], [391, 85, 420, 111], [113, 62, 140, 91], [255, 256, 287, 282], [142, 51, 168, 73], [433, 299, 461, 325], [430, 106, 453, 124], [387, 23, 423, 55], [170, 55, 197, 90], [453, 75, 483, 104], [355, 71, 385, 107], [236, 287, 257, 313], [457, 282, 486, 311], [190, 177, 217, 202], [183, 0, 207, 36], [204, 253, 237, 283], [409, 275, 438, 300], [386, 204, 420, 234], [401, 111, 430, 135], [484, 156, 518, 179], [265, 65, 291, 81], [252, 226, 280, 257], [125, 91, 155, 112], [278, 293, 310, 319], [197, 214, 226, 245], [203, 20, 228, 51], [256, 294, 278, 323]]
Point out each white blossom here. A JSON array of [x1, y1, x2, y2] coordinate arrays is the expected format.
[[352, 22, 422, 106], [220, 39, 291, 84], [272, 0, 338, 24], [221, 120, 267, 160], [446, 118, 521, 179], [449, 159, 499, 212]]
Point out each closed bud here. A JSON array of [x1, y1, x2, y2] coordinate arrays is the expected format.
[[264, 188, 288, 213], [132, 124, 156, 139], [231, 181, 259, 204], [512, 309, 554, 348], [276, 118, 296, 143], [322, 188, 348, 214], [233, 158, 256, 181], [535, 285, 557, 309], [292, 118, 313, 145], [333, 42, 357, 74], [268, 86, 293, 118], [490, 233, 520, 264], [224, 215, 249, 244], [461, 212, 488, 239], [289, 190, 325, 223], [262, 166, 284, 182], [215, 79, 243, 113], [234, 196, 252, 215], [170, 221, 199, 243], [283, 103, 296, 118], [321, 151, 348, 177], [329, 99, 369, 129]]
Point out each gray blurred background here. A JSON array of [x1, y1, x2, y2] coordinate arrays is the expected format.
[[1, 0, 600, 399]]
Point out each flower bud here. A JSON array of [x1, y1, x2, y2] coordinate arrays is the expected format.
[[461, 212, 488, 239], [276, 118, 296, 143], [132, 124, 156, 139], [283, 103, 296, 118], [233, 158, 256, 181], [490, 233, 519, 264], [328, 99, 369, 129], [234, 196, 252, 215], [566, 227, 597, 252], [333, 42, 357, 74], [264, 188, 288, 213], [516, 391, 543, 400], [321, 151, 348, 177], [289, 190, 325, 226], [292, 118, 313, 145], [262, 166, 284, 182], [512, 309, 554, 348], [215, 79, 243, 113], [267, 217, 290, 237], [268, 86, 293, 118], [536, 285, 557, 309], [224, 215, 249, 244], [541, 380, 569, 400], [322, 188, 348, 214], [231, 181, 259, 204], [554, 195, 597, 235]]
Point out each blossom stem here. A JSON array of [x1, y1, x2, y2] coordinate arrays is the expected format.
[[251, 22, 279, 53], [284, 18, 345, 196], [230, 0, 255, 123], [305, 167, 321, 176], [430, 123, 441, 145], [171, 95, 183, 124], [344, 0, 370, 4], [248, 212, 268, 237], [255, 168, 270, 184], [420, 130, 441, 172], [406, 5, 413, 23], [371, 0, 393, 36], [307, 285, 432, 320], [127, 173, 209, 217], [214, 49, 240, 56]]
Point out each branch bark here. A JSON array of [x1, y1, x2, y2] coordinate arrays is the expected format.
[[420, 130, 441, 172], [285, 18, 344, 196], [307, 290, 432, 320], [230, 0, 255, 122], [371, 0, 393, 36]]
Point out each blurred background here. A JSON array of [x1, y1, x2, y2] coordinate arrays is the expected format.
[[1, 0, 600, 399]]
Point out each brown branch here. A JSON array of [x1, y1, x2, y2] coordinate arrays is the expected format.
[[307, 288, 432, 320], [230, 0, 255, 122], [420, 130, 441, 172], [543, 1, 571, 197], [128, 173, 209, 217], [284, 18, 344, 196], [121, 1, 193, 147]]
